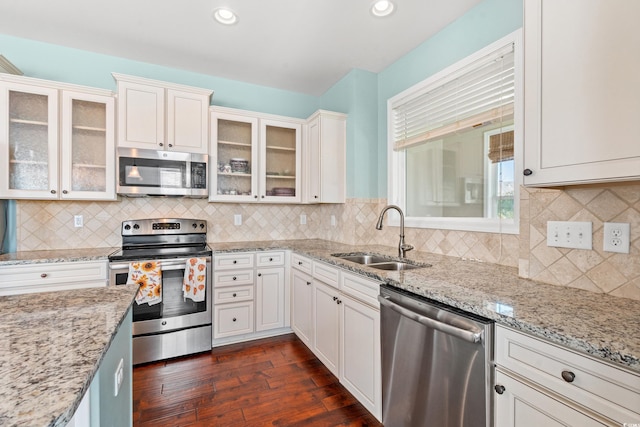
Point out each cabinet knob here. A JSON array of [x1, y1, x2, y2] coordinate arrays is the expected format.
[[62, 190, 68, 194], [233, 260, 237, 264], [50, 190, 56, 194], [159, 143, 164, 147], [261, 195, 265, 199], [162, 321, 167, 326], [168, 144, 173, 148], [494, 384, 506, 395], [232, 293, 237, 297], [337, 299, 342, 304], [258, 273, 262, 277], [232, 317, 237, 322], [269, 257, 273, 261], [254, 195, 258, 199], [561, 370, 575, 383], [306, 281, 311, 286], [333, 296, 338, 301], [523, 168, 533, 176], [314, 195, 318, 199], [232, 276, 237, 280], [40, 273, 48, 278], [298, 261, 303, 265]]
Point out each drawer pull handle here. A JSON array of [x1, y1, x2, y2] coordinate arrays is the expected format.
[[41, 273, 48, 278], [232, 276, 237, 280], [233, 293, 237, 297], [232, 317, 237, 322], [494, 384, 506, 395], [561, 370, 575, 383]]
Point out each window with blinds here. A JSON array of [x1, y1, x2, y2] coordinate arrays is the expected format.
[[386, 31, 522, 234]]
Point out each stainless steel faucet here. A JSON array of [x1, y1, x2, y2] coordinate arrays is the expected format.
[[376, 205, 414, 258]]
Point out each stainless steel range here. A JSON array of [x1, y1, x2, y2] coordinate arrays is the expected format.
[[109, 218, 212, 365]]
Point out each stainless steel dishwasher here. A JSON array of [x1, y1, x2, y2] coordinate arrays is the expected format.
[[379, 284, 494, 427]]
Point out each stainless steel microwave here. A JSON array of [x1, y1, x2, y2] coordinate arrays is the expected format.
[[117, 147, 208, 197]]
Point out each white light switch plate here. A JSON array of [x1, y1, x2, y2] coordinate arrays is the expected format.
[[114, 358, 124, 397], [234, 214, 242, 226], [547, 221, 592, 250]]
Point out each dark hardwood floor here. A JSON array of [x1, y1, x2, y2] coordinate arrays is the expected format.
[[133, 333, 383, 426]]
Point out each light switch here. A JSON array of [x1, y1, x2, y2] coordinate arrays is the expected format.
[[547, 221, 592, 250], [234, 214, 242, 226]]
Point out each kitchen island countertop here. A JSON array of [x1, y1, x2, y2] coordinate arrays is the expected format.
[[0, 284, 138, 427]]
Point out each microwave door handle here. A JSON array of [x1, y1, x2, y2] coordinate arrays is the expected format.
[[185, 159, 191, 189]]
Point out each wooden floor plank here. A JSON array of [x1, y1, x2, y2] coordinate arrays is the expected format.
[[133, 333, 383, 426]]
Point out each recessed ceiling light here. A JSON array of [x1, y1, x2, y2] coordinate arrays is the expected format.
[[371, 0, 395, 17], [213, 7, 238, 25]]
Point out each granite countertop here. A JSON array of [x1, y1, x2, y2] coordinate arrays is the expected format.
[[207, 239, 640, 374], [0, 285, 138, 427], [1, 239, 638, 375], [0, 247, 115, 266]]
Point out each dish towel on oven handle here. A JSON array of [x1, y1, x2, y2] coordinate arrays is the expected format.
[[126, 261, 162, 306], [183, 257, 206, 302]]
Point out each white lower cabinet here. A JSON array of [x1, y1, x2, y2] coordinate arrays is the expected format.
[[212, 251, 288, 344], [291, 258, 382, 421], [312, 279, 341, 377], [0, 260, 107, 296], [494, 325, 640, 426], [340, 294, 381, 420], [256, 267, 286, 332]]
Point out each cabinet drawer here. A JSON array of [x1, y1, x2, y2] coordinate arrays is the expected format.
[[214, 302, 254, 338], [0, 261, 108, 296], [214, 253, 254, 270], [214, 285, 254, 303], [291, 253, 312, 274], [313, 261, 339, 289], [496, 325, 640, 423], [340, 271, 380, 308], [214, 269, 254, 287], [256, 251, 285, 267]]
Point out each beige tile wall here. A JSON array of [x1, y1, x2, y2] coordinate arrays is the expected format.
[[15, 182, 640, 300]]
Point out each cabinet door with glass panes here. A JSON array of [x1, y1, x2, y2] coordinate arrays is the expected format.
[[60, 91, 115, 200], [0, 82, 59, 199], [260, 119, 301, 203], [210, 111, 259, 202]]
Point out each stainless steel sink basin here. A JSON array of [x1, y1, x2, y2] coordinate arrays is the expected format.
[[368, 262, 421, 271], [337, 254, 390, 265], [332, 253, 429, 271]]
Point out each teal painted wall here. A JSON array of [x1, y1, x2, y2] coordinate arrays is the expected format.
[[375, 0, 523, 197], [320, 69, 378, 198], [0, 34, 318, 118]]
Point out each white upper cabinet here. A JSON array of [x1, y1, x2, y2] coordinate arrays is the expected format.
[[113, 73, 212, 154], [305, 110, 346, 204], [0, 75, 115, 200], [523, 0, 640, 186], [210, 106, 302, 203]]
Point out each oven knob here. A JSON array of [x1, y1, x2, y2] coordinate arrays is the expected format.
[[133, 224, 140, 230], [192, 223, 197, 229], [199, 223, 205, 229], [124, 224, 131, 231]]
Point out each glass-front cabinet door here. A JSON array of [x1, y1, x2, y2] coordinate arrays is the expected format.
[[0, 82, 59, 199], [210, 111, 259, 202], [260, 119, 301, 203], [60, 91, 115, 200]]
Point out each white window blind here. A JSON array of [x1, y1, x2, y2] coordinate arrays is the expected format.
[[393, 43, 515, 151]]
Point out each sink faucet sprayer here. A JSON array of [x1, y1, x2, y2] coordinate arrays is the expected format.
[[375, 205, 414, 258]]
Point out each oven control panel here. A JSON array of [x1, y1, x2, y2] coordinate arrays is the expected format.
[[121, 218, 207, 235]]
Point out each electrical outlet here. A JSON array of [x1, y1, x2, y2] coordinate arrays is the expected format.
[[234, 214, 242, 226], [114, 358, 124, 397], [603, 222, 630, 254], [547, 221, 592, 250], [300, 214, 307, 225], [74, 215, 83, 228]]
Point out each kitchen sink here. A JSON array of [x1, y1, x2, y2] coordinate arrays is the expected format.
[[332, 253, 429, 271]]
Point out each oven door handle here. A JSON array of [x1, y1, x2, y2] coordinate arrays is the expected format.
[[109, 258, 210, 271], [378, 295, 483, 343]]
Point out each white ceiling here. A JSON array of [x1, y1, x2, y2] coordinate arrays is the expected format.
[[0, 0, 483, 96]]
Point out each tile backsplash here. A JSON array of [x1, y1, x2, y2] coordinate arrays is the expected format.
[[15, 182, 640, 301]]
